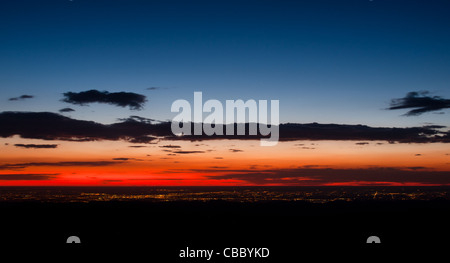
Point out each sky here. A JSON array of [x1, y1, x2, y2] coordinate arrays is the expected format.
[[1, 0, 450, 186]]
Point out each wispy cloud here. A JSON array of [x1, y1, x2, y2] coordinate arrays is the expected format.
[[146, 86, 172, 91], [112, 157, 143, 161], [8, 95, 34, 101], [0, 112, 161, 143], [388, 91, 450, 116], [59, 108, 75, 113]]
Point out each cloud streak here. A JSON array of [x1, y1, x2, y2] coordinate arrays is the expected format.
[[0, 161, 125, 170], [169, 122, 450, 143], [159, 145, 181, 149], [14, 144, 58, 149], [0, 173, 59, 180], [172, 150, 205, 154], [62, 89, 147, 110], [59, 108, 75, 113], [8, 95, 34, 101]]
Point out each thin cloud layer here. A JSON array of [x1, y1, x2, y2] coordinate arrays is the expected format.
[[59, 108, 75, 113], [388, 91, 450, 116], [205, 167, 450, 185], [0, 161, 125, 170], [0, 173, 59, 180], [62, 89, 147, 110]]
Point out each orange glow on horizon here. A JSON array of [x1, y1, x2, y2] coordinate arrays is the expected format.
[[1, 138, 450, 186]]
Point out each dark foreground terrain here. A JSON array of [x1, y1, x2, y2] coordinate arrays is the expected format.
[[0, 199, 448, 261]]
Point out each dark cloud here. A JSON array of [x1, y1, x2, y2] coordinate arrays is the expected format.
[[0, 161, 125, 170], [0, 173, 59, 180], [274, 123, 449, 143], [355, 142, 369, 145], [8, 95, 34, 101], [388, 91, 450, 116], [0, 111, 163, 143], [170, 122, 450, 143], [172, 150, 205, 154], [14, 144, 58, 149], [1, 111, 450, 145], [62, 90, 147, 110], [205, 167, 450, 185], [229, 149, 243, 152], [59, 108, 75, 113]]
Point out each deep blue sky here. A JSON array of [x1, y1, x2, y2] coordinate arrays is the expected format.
[[1, 0, 449, 127]]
